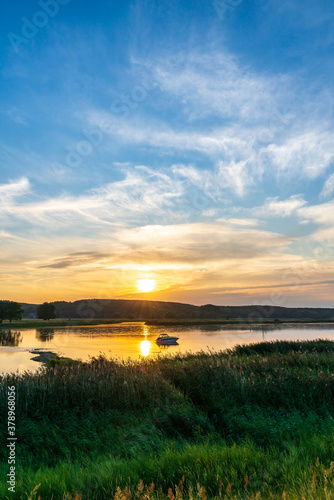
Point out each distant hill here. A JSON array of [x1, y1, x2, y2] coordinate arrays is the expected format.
[[19, 299, 334, 322]]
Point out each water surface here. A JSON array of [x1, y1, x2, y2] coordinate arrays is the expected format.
[[1, 323, 334, 374]]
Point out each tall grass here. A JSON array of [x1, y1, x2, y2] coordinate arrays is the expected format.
[[1, 340, 334, 499], [1, 440, 334, 499]]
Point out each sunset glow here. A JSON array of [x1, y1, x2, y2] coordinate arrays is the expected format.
[[0, 2, 334, 307], [137, 279, 156, 293]]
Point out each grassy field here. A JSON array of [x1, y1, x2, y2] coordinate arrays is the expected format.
[[1, 339, 334, 499]]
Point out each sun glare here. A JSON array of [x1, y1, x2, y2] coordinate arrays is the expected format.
[[137, 279, 156, 293], [140, 340, 151, 357]]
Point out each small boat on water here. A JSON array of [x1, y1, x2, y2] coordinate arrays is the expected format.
[[155, 333, 179, 345]]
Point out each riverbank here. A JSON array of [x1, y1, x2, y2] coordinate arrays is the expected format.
[[146, 319, 334, 327], [1, 317, 334, 329], [0, 318, 124, 329], [1, 339, 334, 498]]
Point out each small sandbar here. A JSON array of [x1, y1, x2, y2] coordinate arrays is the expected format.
[[29, 350, 59, 364]]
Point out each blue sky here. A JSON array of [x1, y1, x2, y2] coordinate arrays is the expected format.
[[1, 0, 334, 306]]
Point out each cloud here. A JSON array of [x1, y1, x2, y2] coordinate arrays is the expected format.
[[264, 131, 334, 179], [171, 160, 259, 199], [28, 219, 293, 276], [85, 47, 334, 199], [0, 230, 23, 239], [262, 195, 307, 217], [89, 109, 334, 199], [85, 46, 293, 170], [297, 200, 334, 226], [144, 50, 288, 123], [320, 173, 334, 198], [0, 167, 185, 228], [217, 159, 252, 197], [296, 200, 334, 251], [113, 222, 292, 265], [224, 218, 259, 226], [0, 177, 30, 200], [90, 110, 251, 158], [211, 279, 334, 292], [39, 252, 110, 269]]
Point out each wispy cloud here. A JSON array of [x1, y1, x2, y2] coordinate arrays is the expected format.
[[85, 47, 334, 201], [171, 160, 258, 198], [262, 195, 307, 217], [321, 173, 334, 198], [0, 177, 30, 200], [264, 131, 334, 179], [143, 50, 288, 123], [39, 252, 111, 269], [0, 168, 185, 228], [112, 222, 292, 265], [297, 200, 334, 226]]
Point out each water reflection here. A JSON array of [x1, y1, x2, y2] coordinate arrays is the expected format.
[[142, 325, 150, 337], [35, 329, 55, 342], [261, 327, 268, 340], [2, 323, 334, 375], [140, 340, 151, 357], [0, 330, 22, 347]]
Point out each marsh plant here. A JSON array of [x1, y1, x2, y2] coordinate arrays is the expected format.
[[1, 340, 334, 499]]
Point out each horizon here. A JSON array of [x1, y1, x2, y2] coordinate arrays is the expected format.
[[1, 1, 334, 307], [5, 297, 334, 310]]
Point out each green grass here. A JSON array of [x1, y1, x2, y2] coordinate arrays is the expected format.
[[1, 340, 334, 499]]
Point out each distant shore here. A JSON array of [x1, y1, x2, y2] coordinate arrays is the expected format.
[[145, 318, 334, 327], [1, 317, 334, 329]]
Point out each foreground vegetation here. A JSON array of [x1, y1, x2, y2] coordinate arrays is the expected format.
[[1, 340, 334, 499]]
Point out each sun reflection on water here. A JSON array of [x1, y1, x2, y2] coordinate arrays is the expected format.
[[140, 340, 151, 357]]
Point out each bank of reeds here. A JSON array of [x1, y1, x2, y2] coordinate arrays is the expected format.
[[1, 339, 334, 499]]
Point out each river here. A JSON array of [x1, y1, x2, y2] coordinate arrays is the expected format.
[[1, 323, 334, 374]]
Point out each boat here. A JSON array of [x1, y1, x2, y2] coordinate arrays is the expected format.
[[155, 333, 179, 345]]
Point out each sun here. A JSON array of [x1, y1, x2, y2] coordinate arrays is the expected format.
[[137, 279, 156, 293]]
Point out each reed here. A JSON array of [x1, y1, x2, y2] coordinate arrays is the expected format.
[[1, 340, 334, 499]]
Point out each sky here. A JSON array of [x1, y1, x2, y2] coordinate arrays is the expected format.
[[1, 0, 334, 307]]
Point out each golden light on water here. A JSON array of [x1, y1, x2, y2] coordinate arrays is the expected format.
[[137, 279, 156, 293], [140, 340, 151, 357]]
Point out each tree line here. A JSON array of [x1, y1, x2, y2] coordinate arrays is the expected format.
[[0, 301, 24, 323], [36, 302, 56, 320], [0, 301, 56, 322]]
